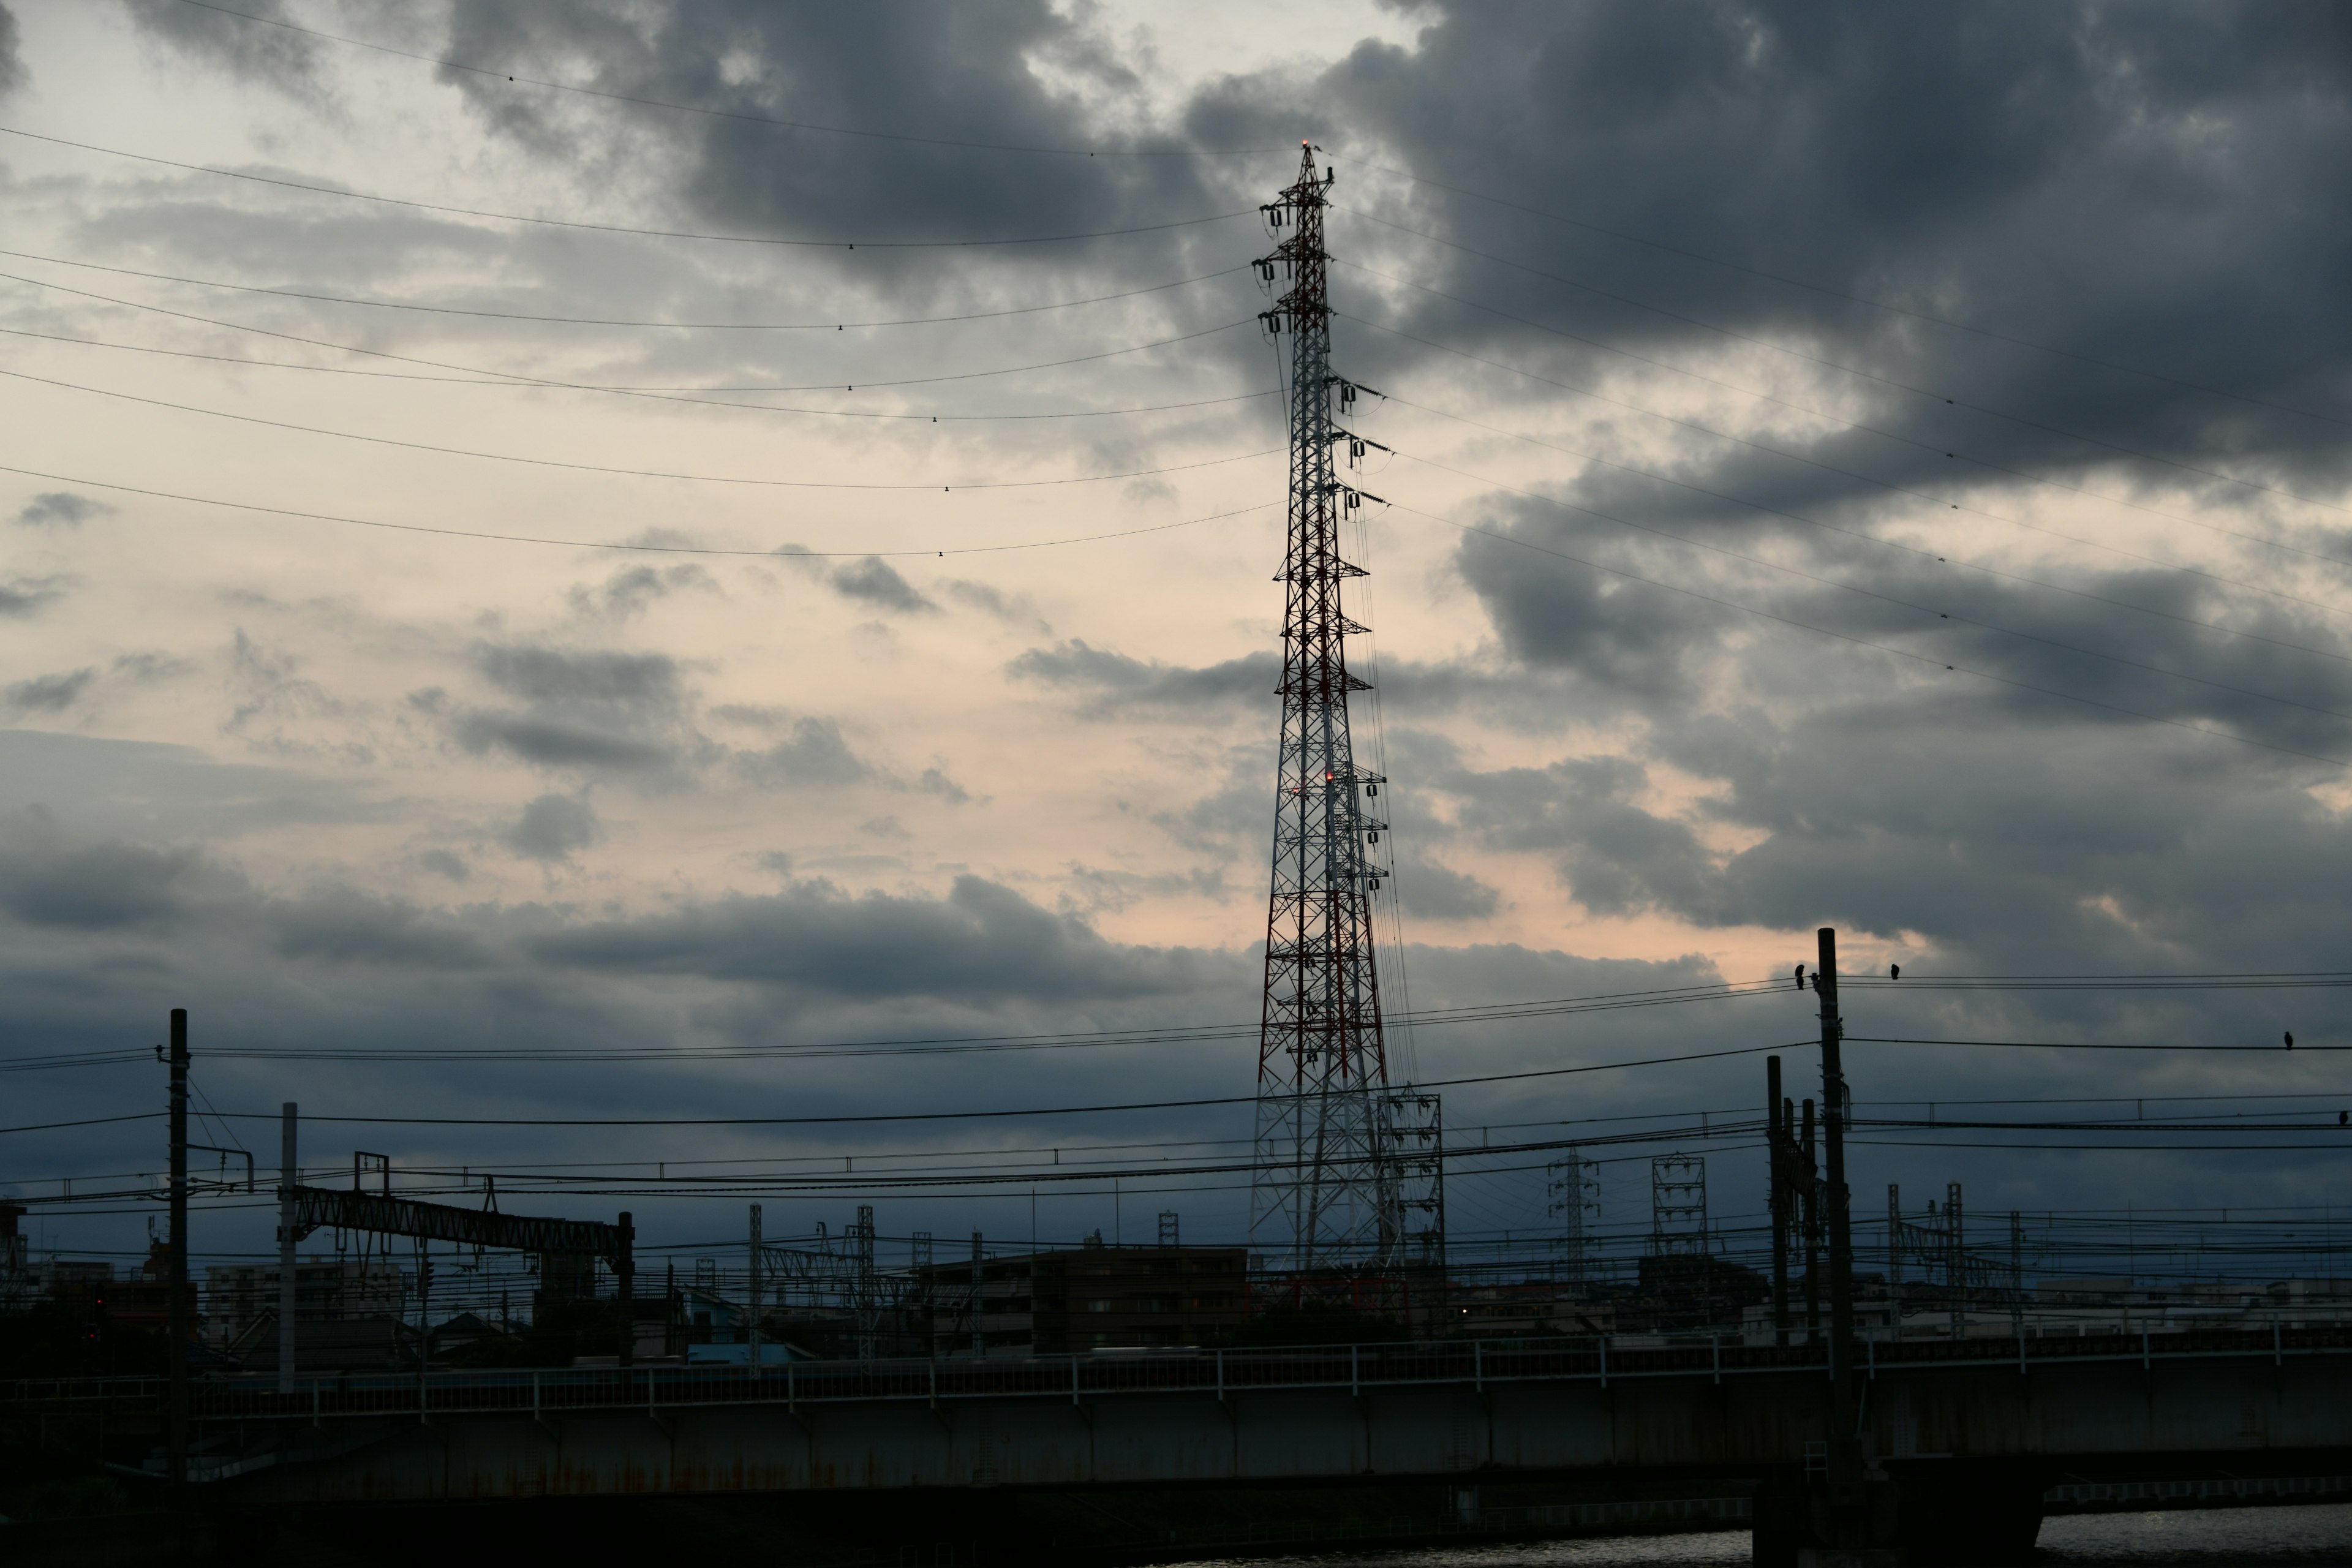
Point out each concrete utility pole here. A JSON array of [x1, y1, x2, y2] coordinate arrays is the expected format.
[[747, 1203, 763, 1369], [166, 1008, 190, 1491], [616, 1211, 635, 1368], [1767, 1056, 1791, 1346], [1815, 929, 1855, 1417], [279, 1103, 298, 1395]]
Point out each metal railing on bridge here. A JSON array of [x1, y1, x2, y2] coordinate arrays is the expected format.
[[14, 1323, 2352, 1425]]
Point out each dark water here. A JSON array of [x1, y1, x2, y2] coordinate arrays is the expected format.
[[1175, 1502, 2352, 1567]]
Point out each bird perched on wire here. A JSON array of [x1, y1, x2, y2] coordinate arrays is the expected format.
[[1891, 963, 1901, 980], [2285, 1031, 2295, 1049], [1793, 964, 1807, 990]]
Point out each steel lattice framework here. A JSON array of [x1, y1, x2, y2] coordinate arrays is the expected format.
[[1248, 145, 1403, 1275]]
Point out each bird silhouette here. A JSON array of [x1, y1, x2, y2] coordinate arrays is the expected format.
[[2340, 1111, 2347, 1126], [1793, 964, 1806, 990], [1890, 963, 1901, 980], [2286, 1031, 2296, 1049]]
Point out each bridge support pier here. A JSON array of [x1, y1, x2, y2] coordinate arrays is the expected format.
[[1753, 1461, 2046, 1567]]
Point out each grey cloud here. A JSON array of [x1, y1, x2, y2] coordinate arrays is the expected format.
[[913, 766, 970, 804], [417, 849, 470, 882], [120, 0, 328, 96], [778, 546, 937, 615], [831, 557, 935, 614], [568, 564, 717, 620], [13, 492, 110, 529], [0, 832, 204, 930], [530, 872, 1220, 1003], [733, 717, 869, 788], [5, 668, 96, 715], [504, 793, 601, 862], [1009, 639, 1277, 717], [456, 644, 701, 778], [437, 1, 1221, 284], [267, 887, 491, 968], [0, 576, 68, 618], [0, 5, 21, 100], [1390, 850, 1499, 922]]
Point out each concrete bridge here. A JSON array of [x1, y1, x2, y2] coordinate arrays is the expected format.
[[21, 1327, 2352, 1561]]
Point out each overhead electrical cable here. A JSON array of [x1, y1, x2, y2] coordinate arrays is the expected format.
[[0, 273, 1271, 418], [168, 0, 1284, 160], [0, 364, 1281, 492], [1376, 492, 2352, 769], [1381, 440, 2352, 729], [186, 1042, 1806, 1128], [0, 126, 1259, 247], [0, 978, 1795, 1072], [0, 246, 1254, 330], [1346, 161, 2352, 432], [0, 462, 1276, 560], [1346, 313, 2352, 624], [0, 324, 1278, 419], [1336, 215, 2352, 527], [1381, 389, 2352, 672]]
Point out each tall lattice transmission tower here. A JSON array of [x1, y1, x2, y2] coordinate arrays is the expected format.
[[1248, 144, 1423, 1282]]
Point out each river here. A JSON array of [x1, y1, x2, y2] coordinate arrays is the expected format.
[[1172, 1501, 2352, 1567]]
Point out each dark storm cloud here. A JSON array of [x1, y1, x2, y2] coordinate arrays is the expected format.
[[0, 829, 205, 930], [266, 886, 490, 968], [530, 872, 1220, 1003], [1190, 4, 2352, 573], [434, 0, 1226, 259]]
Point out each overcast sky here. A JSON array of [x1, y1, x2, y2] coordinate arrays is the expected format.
[[4, 1, 2351, 1278]]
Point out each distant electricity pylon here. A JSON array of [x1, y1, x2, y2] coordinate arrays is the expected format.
[[1548, 1147, 1600, 1281], [1246, 144, 1416, 1283]]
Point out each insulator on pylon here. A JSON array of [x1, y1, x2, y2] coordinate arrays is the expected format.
[[1349, 438, 1365, 460], [1260, 310, 1283, 334], [1344, 489, 1362, 510], [1367, 783, 1378, 796], [1368, 831, 1379, 843], [1341, 382, 1358, 409]]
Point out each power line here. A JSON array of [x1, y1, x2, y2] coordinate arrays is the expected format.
[[1336, 213, 2352, 526], [168, 0, 1284, 161], [1852, 1036, 2344, 1052], [0, 981, 1793, 1072], [0, 462, 1275, 560], [1346, 312, 2352, 624], [2, 364, 1281, 492], [0, 246, 1254, 330], [0, 125, 1260, 248], [1346, 160, 2352, 433], [0, 272, 1273, 420], [1376, 491, 2352, 771], [184, 1042, 1804, 1129]]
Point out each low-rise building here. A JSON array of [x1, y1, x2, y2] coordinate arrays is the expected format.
[[922, 1242, 1248, 1357]]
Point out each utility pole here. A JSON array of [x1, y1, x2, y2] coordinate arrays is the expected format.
[[1815, 927, 1865, 1537], [1767, 1057, 1791, 1346], [747, 1203, 763, 1370], [278, 1103, 297, 1395], [616, 1211, 635, 1368], [166, 1007, 189, 1493]]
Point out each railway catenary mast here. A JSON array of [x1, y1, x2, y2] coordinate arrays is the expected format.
[[1248, 144, 1406, 1280]]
